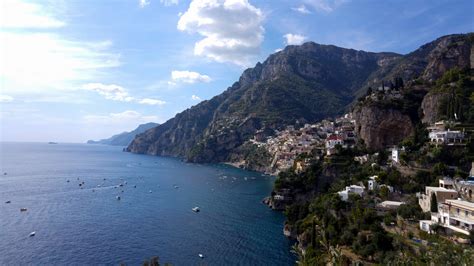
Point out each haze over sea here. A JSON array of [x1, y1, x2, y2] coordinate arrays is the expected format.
[[0, 142, 294, 265]]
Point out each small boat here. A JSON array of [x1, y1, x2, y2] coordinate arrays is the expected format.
[[66, 180, 70, 183], [198, 253, 204, 258], [5, 200, 11, 204], [133, 185, 137, 188], [97, 185, 101, 187], [29, 231, 36, 237], [192, 207, 200, 212], [174, 185, 179, 189], [48, 142, 58, 144], [20, 208, 27, 212], [116, 196, 121, 200], [149, 190, 152, 193], [3, 172, 7, 175]]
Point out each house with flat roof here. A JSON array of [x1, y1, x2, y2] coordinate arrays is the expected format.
[[337, 185, 365, 201], [418, 186, 458, 212], [435, 199, 474, 235]]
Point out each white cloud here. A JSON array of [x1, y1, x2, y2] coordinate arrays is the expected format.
[[161, 0, 179, 6], [304, 0, 349, 13], [139, 98, 167, 105], [292, 5, 311, 14], [171, 70, 211, 84], [0, 95, 14, 102], [82, 83, 166, 105], [82, 83, 134, 102], [0, 0, 65, 29], [139, 0, 150, 8], [83, 110, 158, 125], [177, 0, 264, 66], [191, 95, 201, 101], [284, 33, 307, 45], [0, 1, 120, 95]]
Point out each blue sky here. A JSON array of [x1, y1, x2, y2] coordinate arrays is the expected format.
[[0, 0, 473, 142]]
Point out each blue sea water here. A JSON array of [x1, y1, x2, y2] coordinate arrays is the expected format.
[[0, 142, 294, 265]]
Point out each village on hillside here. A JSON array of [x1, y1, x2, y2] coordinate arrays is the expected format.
[[252, 113, 474, 245]]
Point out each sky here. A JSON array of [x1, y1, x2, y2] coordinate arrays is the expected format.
[[0, 0, 473, 143]]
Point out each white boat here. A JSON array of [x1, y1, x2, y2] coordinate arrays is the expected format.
[[192, 207, 200, 212], [29, 231, 35, 237], [198, 253, 204, 258]]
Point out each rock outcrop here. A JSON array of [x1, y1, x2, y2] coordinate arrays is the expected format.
[[421, 92, 449, 124], [353, 104, 415, 150]]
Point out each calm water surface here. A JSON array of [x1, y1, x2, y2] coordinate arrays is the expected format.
[[0, 142, 294, 265]]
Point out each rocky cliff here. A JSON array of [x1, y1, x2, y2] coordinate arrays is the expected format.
[[420, 91, 450, 124], [353, 33, 472, 150], [353, 104, 415, 150], [128, 33, 473, 162], [127, 42, 401, 161]]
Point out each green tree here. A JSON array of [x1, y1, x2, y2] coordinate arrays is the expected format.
[[430, 193, 438, 213]]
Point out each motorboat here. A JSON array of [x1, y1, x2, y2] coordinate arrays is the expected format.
[[29, 231, 36, 237], [192, 207, 200, 212]]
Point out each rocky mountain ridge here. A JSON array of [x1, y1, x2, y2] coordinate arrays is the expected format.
[[127, 33, 473, 163], [87, 122, 159, 146]]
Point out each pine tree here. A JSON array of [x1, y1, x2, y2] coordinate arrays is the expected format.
[[430, 193, 438, 213]]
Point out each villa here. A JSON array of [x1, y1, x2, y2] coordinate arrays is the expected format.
[[338, 185, 365, 201], [435, 199, 474, 235]]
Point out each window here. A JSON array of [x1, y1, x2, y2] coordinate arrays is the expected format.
[[457, 208, 460, 215], [465, 210, 469, 216]]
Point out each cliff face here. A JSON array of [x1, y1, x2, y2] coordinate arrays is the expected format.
[[128, 42, 399, 162], [352, 34, 472, 149], [128, 33, 473, 162], [421, 92, 449, 124], [354, 105, 415, 150]]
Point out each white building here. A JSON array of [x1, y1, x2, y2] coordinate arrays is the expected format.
[[418, 186, 458, 213], [435, 199, 474, 235], [338, 185, 365, 201], [391, 148, 400, 163], [368, 176, 378, 191], [429, 130, 464, 144], [377, 201, 405, 210]]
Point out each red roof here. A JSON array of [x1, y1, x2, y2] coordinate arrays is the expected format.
[[327, 134, 343, 141]]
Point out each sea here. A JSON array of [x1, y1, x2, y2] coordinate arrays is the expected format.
[[0, 142, 295, 265]]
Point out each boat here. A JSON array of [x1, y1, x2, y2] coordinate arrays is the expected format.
[[116, 196, 121, 200], [48, 142, 58, 144], [174, 185, 179, 189], [149, 190, 152, 193], [5, 200, 11, 204], [29, 231, 36, 237], [192, 207, 200, 212], [198, 253, 204, 258], [20, 208, 27, 212]]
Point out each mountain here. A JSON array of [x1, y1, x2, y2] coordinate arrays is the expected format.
[[87, 122, 159, 146], [353, 33, 473, 150], [127, 33, 473, 162]]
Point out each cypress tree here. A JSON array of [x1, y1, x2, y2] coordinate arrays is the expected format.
[[430, 193, 438, 213]]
